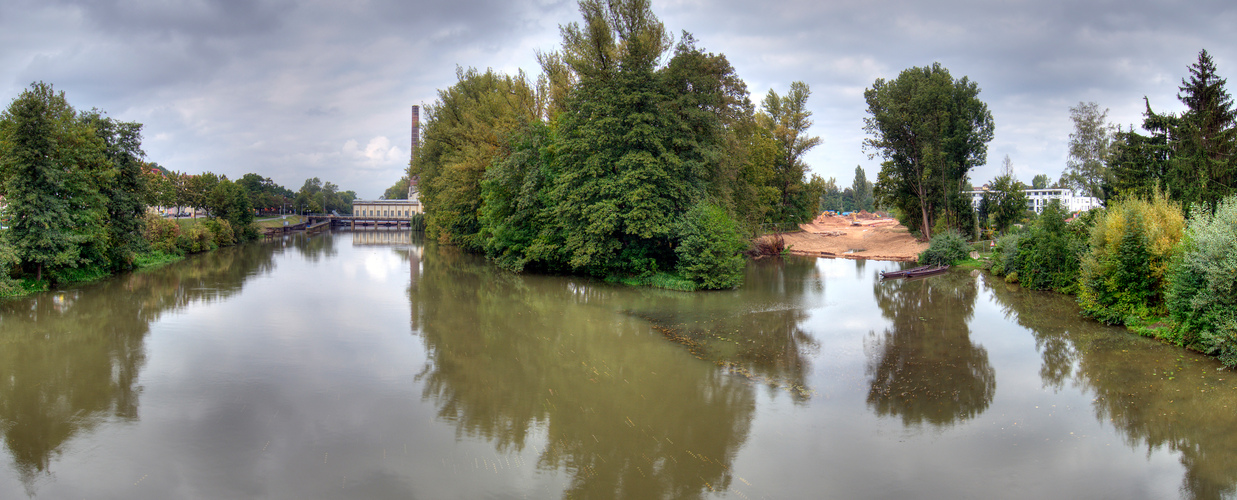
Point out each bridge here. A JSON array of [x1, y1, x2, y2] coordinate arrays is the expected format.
[[262, 214, 418, 238], [307, 214, 419, 230]]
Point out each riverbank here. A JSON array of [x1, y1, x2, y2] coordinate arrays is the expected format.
[[775, 212, 928, 262]]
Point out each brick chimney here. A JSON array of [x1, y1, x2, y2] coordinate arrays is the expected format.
[[410, 105, 420, 165]]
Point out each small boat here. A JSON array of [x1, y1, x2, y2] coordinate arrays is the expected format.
[[880, 265, 932, 279], [902, 265, 950, 279]]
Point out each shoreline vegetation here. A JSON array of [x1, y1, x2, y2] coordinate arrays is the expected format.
[[0, 80, 358, 299]]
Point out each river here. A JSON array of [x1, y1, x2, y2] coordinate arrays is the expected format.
[[0, 230, 1234, 499]]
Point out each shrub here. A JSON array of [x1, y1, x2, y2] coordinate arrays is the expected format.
[[674, 202, 747, 290], [1077, 190, 1184, 324], [917, 231, 969, 266], [144, 213, 182, 254], [0, 237, 22, 296], [989, 232, 1021, 276], [177, 225, 216, 254], [1167, 196, 1237, 366], [1012, 201, 1087, 292], [202, 218, 236, 247]]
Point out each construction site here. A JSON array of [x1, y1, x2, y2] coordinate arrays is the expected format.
[[769, 211, 927, 262]]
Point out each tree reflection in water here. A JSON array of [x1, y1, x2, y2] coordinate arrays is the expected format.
[[0, 245, 274, 494], [984, 276, 1237, 499], [624, 256, 824, 401], [866, 271, 995, 427], [407, 243, 756, 499]]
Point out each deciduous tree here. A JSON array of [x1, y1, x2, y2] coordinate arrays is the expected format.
[[1062, 101, 1115, 202], [864, 63, 994, 239]]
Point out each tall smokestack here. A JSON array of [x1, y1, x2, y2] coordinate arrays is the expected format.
[[410, 105, 420, 165]]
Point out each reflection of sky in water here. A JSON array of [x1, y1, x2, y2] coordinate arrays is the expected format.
[[0, 239, 1230, 499]]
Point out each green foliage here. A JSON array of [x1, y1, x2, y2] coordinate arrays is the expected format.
[[608, 272, 698, 292], [674, 202, 746, 289], [0, 236, 21, 296], [176, 225, 216, 254], [413, 68, 542, 250], [865, 63, 995, 240], [988, 232, 1020, 276], [983, 173, 1028, 234], [1077, 190, 1185, 324], [1113, 50, 1236, 209], [1167, 195, 1237, 366], [133, 250, 183, 269], [201, 219, 236, 247], [80, 110, 150, 272], [918, 231, 969, 266], [1031, 174, 1051, 190], [1062, 101, 1115, 200], [143, 213, 182, 254], [206, 178, 256, 241], [383, 177, 410, 200], [0, 82, 111, 283], [1009, 201, 1087, 292]]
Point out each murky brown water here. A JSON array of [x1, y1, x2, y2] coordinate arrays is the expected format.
[[1, 231, 1234, 499]]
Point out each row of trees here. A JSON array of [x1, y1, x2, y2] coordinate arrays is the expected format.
[[0, 82, 361, 289], [412, 0, 827, 289], [1064, 49, 1236, 211], [820, 166, 875, 213], [0, 83, 152, 283]]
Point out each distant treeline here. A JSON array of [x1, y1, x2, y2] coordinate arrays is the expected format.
[[0, 82, 359, 293], [412, 0, 827, 290]]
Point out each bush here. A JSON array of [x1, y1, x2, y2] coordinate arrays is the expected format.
[[1167, 196, 1237, 366], [674, 202, 747, 290], [918, 231, 969, 266], [202, 218, 236, 247], [177, 225, 216, 254], [1012, 201, 1087, 292], [989, 232, 1021, 276], [144, 213, 182, 254], [1077, 190, 1184, 325]]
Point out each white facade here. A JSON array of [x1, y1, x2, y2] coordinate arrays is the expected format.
[[966, 187, 1101, 214]]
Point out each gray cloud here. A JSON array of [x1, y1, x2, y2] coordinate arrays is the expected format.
[[1, 0, 1235, 197]]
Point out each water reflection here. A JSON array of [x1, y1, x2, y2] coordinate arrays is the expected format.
[[0, 245, 274, 493], [621, 256, 824, 401], [985, 278, 1237, 499], [866, 271, 995, 427], [408, 242, 756, 499]]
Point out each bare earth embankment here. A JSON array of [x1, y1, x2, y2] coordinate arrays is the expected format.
[[772, 212, 927, 262]]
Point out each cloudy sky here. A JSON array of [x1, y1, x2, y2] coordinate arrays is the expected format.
[[2, 0, 1235, 199]]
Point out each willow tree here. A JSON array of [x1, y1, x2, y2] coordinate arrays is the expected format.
[[864, 63, 994, 239]]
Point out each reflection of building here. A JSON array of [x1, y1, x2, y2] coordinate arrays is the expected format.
[[351, 199, 421, 217], [351, 230, 413, 246], [965, 185, 1101, 214]]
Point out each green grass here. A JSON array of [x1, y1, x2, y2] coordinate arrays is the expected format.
[[256, 215, 304, 228], [135, 250, 185, 269], [607, 272, 699, 292]]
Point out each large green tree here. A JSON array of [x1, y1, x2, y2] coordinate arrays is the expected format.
[[757, 82, 825, 224], [412, 68, 542, 249], [80, 110, 149, 270], [1117, 50, 1237, 209], [0, 82, 110, 282], [1166, 49, 1236, 209], [982, 173, 1028, 234], [1061, 101, 1115, 201], [864, 63, 994, 239]]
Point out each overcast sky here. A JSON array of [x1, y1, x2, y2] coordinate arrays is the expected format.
[[2, 0, 1235, 199]]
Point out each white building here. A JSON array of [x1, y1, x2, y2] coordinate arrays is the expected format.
[[966, 186, 1101, 214]]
